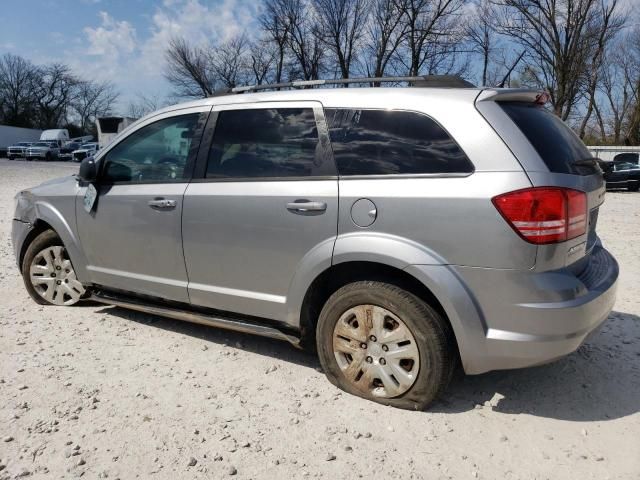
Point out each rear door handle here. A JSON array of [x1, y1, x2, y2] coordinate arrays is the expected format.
[[148, 198, 177, 210], [286, 200, 327, 213]]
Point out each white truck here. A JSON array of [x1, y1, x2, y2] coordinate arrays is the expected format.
[[40, 129, 70, 148]]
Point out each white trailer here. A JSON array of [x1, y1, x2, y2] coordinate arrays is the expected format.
[[96, 117, 137, 149], [0, 124, 43, 149]]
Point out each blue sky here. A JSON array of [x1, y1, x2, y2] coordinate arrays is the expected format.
[[0, 0, 260, 114]]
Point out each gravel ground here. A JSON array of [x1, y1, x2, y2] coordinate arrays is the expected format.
[[0, 158, 639, 480]]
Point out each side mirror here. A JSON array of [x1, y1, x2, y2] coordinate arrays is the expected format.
[[78, 157, 97, 183]]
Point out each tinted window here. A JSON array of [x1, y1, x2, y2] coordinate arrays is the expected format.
[[102, 114, 200, 183], [500, 102, 597, 175], [613, 152, 639, 164], [325, 109, 472, 176], [207, 108, 324, 178]]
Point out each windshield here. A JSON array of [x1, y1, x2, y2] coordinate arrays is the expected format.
[[81, 144, 96, 149], [33, 142, 49, 147], [17, 142, 31, 146], [499, 102, 598, 176]]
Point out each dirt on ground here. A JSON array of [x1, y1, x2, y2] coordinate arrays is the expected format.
[[0, 159, 638, 479]]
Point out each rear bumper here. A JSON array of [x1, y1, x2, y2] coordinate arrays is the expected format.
[[450, 245, 618, 374], [12, 219, 33, 269]]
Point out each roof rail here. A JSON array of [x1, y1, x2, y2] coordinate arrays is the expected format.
[[209, 75, 475, 97]]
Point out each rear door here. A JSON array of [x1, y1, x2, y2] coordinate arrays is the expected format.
[[182, 102, 338, 323], [476, 95, 605, 270]]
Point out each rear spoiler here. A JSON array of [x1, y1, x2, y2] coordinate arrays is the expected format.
[[476, 89, 548, 104]]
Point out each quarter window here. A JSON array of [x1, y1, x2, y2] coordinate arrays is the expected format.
[[325, 109, 473, 176], [206, 108, 325, 178], [102, 114, 201, 183]]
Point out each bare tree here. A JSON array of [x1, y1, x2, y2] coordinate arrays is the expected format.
[[0, 53, 40, 128], [72, 81, 119, 134], [622, 27, 640, 145], [395, 0, 467, 76], [210, 35, 250, 88], [464, 0, 497, 86], [577, 0, 624, 139], [127, 93, 169, 119], [248, 40, 277, 85], [495, 0, 623, 121], [284, 0, 325, 80], [313, 0, 369, 80], [165, 37, 215, 98], [35, 63, 81, 129], [259, 0, 292, 83], [362, 0, 407, 81]]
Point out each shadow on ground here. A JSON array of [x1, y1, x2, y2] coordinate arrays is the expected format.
[[95, 305, 640, 422], [96, 305, 320, 369]]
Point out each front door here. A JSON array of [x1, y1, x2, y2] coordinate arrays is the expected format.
[[182, 102, 338, 322], [76, 109, 209, 303]]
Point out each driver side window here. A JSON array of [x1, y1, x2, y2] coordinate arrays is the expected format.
[[102, 114, 200, 184]]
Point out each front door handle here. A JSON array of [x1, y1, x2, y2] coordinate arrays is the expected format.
[[148, 198, 177, 210], [286, 200, 327, 213]]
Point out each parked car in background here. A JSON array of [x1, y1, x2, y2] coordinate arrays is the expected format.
[[71, 142, 99, 162], [58, 142, 83, 161], [25, 141, 59, 161], [12, 77, 618, 410], [7, 142, 34, 160], [603, 161, 640, 191]]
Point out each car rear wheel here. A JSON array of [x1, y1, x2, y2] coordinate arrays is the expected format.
[[22, 230, 85, 306], [316, 281, 455, 410]]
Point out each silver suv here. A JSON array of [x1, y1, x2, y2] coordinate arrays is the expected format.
[[12, 76, 618, 410]]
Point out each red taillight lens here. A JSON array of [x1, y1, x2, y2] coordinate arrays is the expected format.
[[492, 187, 587, 244]]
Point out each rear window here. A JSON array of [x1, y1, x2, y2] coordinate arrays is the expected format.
[[325, 109, 473, 176], [500, 102, 597, 175]]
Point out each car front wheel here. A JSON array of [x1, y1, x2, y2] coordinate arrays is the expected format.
[[316, 281, 455, 410], [22, 230, 85, 306]]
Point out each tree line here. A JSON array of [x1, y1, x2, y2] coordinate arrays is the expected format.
[[165, 0, 640, 146], [0, 53, 118, 137]]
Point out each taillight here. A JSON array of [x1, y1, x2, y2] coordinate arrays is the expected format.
[[492, 187, 587, 244]]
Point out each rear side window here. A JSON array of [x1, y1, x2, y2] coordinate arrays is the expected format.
[[325, 109, 473, 176], [500, 102, 597, 175], [207, 108, 327, 178]]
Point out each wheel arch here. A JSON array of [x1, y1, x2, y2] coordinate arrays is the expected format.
[[297, 261, 448, 346], [19, 201, 89, 282], [295, 260, 487, 373], [19, 219, 55, 269]]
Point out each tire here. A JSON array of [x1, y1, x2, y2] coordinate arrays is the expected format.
[[21, 230, 86, 306], [316, 281, 455, 410], [45, 152, 51, 162], [8, 156, 15, 161], [628, 182, 639, 192]]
